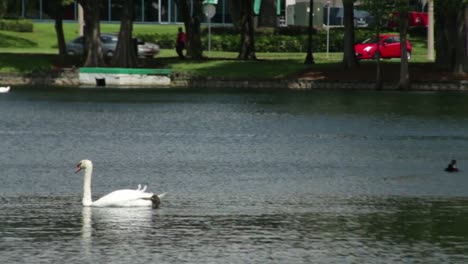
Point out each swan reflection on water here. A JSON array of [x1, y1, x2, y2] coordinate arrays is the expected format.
[[81, 206, 155, 239]]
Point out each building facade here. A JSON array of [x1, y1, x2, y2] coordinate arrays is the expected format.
[[5, 0, 235, 24], [5, 0, 290, 25]]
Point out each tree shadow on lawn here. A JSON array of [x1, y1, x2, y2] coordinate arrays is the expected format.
[[291, 62, 468, 81], [0, 33, 37, 48], [0, 53, 51, 73], [156, 57, 309, 79]]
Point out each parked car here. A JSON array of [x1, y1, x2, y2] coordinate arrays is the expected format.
[[354, 34, 412, 60], [66, 34, 160, 58]]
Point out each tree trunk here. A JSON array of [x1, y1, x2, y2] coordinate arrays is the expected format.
[[258, 0, 277, 27], [398, 8, 410, 90], [342, 0, 358, 69], [176, 0, 203, 59], [464, 5, 468, 73], [112, 0, 137, 67], [435, 0, 458, 71], [374, 16, 382, 90], [79, 0, 105, 67], [454, 3, 468, 75], [54, 3, 67, 64], [238, 0, 256, 60]]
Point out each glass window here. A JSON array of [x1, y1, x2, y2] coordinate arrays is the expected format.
[[100, 0, 109, 21], [145, 0, 159, 22], [6, 0, 21, 18], [25, 0, 40, 19], [160, 0, 168, 22], [384, 38, 393, 44], [134, 0, 143, 22], [363, 37, 379, 44], [41, 0, 52, 19], [169, 0, 179, 23], [110, 0, 123, 21], [63, 2, 75, 20]]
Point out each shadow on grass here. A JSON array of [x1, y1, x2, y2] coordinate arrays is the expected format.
[[157, 57, 310, 79], [0, 33, 37, 48]]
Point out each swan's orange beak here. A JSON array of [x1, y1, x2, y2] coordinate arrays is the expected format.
[[75, 163, 82, 173]]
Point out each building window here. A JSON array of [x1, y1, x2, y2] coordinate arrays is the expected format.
[[25, 0, 40, 19]]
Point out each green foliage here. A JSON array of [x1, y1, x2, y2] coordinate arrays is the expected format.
[[137, 28, 350, 53], [0, 19, 33, 32]]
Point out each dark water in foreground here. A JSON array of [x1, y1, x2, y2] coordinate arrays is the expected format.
[[1, 87, 468, 263]]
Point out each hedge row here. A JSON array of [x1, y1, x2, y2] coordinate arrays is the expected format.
[[0, 19, 33, 32], [136, 28, 374, 53]]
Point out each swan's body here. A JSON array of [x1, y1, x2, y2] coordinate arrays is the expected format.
[[75, 159, 166, 208], [0, 86, 10, 93]]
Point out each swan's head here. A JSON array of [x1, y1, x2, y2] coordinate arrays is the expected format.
[[75, 159, 93, 173]]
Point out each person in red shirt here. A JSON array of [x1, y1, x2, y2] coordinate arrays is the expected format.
[[176, 27, 186, 59]]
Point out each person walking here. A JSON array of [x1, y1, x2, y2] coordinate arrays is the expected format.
[[176, 27, 186, 59]]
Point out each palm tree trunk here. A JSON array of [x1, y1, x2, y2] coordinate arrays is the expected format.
[[398, 9, 410, 90], [342, 0, 358, 69], [238, 0, 256, 60], [54, 7, 66, 64], [375, 22, 382, 90], [454, 3, 468, 75], [112, 0, 137, 67], [176, 0, 203, 59], [79, 0, 105, 67]]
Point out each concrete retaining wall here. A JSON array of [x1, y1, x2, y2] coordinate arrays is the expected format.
[[0, 69, 467, 91], [0, 68, 79, 86], [79, 68, 172, 87]]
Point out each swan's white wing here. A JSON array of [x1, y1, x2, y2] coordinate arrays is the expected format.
[[91, 189, 154, 207], [157, 192, 167, 199]]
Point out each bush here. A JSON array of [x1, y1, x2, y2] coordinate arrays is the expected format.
[[136, 26, 381, 53], [0, 19, 33, 32]]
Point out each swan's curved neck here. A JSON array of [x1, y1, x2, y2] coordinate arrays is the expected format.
[[82, 166, 93, 206]]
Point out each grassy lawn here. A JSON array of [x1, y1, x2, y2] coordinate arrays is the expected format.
[[0, 22, 433, 78]]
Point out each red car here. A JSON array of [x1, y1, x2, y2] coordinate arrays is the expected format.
[[354, 34, 412, 60]]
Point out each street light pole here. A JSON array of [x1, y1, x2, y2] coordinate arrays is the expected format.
[[304, 0, 315, 64]]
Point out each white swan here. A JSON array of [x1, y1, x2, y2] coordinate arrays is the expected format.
[[0, 86, 10, 93], [75, 159, 166, 208]]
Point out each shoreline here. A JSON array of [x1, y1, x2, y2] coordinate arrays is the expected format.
[[0, 68, 467, 91]]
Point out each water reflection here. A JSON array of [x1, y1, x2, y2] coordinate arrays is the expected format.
[[0, 195, 468, 263]]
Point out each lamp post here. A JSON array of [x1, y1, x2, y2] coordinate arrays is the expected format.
[[304, 0, 315, 64]]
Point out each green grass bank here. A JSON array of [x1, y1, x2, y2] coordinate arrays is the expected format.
[[0, 21, 434, 80]]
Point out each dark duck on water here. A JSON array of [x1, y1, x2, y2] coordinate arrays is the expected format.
[[445, 160, 459, 172]]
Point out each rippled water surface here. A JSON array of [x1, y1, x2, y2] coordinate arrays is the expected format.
[[1, 87, 468, 263]]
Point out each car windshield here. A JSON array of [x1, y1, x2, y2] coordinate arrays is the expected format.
[[100, 35, 118, 43], [362, 37, 380, 44]]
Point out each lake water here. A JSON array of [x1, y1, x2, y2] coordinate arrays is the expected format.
[[1, 87, 468, 263]]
